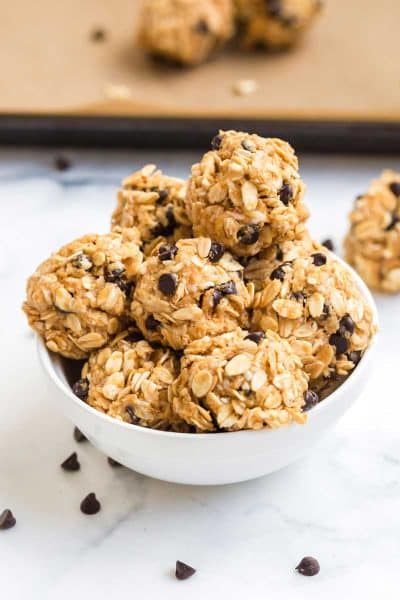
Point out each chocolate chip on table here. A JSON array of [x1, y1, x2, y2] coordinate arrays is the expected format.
[[348, 350, 362, 365], [54, 155, 71, 171], [72, 378, 89, 401], [158, 243, 178, 262], [90, 28, 106, 42], [241, 140, 256, 153], [73, 427, 87, 443], [312, 253, 327, 267], [245, 331, 265, 344], [237, 224, 260, 245], [339, 314, 355, 335], [208, 242, 225, 263], [145, 315, 160, 331], [61, 452, 80, 472], [126, 406, 139, 425], [389, 181, 400, 197], [296, 556, 320, 577], [108, 457, 123, 468], [279, 183, 294, 206], [329, 333, 349, 356], [322, 238, 335, 252], [0, 509, 16, 530], [303, 390, 319, 411], [80, 493, 101, 515], [175, 560, 196, 580], [211, 134, 223, 150], [270, 266, 286, 281], [195, 19, 209, 34], [158, 273, 178, 296]]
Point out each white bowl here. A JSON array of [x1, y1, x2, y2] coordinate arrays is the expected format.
[[37, 261, 378, 486]]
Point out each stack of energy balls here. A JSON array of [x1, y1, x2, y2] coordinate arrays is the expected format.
[[138, 0, 324, 66], [23, 131, 376, 433]]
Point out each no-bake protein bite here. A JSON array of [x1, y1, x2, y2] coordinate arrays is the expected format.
[[111, 164, 192, 256], [171, 328, 309, 432], [81, 330, 188, 431], [23, 229, 143, 359], [344, 170, 400, 293], [235, 0, 323, 50], [131, 237, 252, 349], [138, 0, 235, 66], [186, 130, 309, 256], [250, 245, 376, 381]]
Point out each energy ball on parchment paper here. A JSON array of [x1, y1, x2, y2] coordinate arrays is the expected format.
[[249, 244, 376, 381], [235, 0, 323, 50], [344, 170, 400, 293], [131, 237, 252, 349], [171, 328, 309, 432], [138, 0, 235, 66], [80, 330, 189, 432], [23, 229, 143, 359], [111, 164, 192, 255], [185, 130, 309, 257]]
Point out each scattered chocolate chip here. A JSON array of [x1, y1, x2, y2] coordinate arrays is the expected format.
[[208, 242, 225, 263], [115, 278, 134, 296], [339, 314, 355, 335], [218, 281, 237, 295], [126, 406, 139, 425], [385, 214, 399, 231], [72, 378, 89, 401], [348, 350, 362, 365], [152, 206, 176, 237], [270, 266, 286, 281], [90, 28, 106, 42], [241, 140, 256, 152], [279, 183, 294, 206], [245, 331, 265, 344], [329, 333, 349, 356], [293, 291, 306, 304], [157, 189, 169, 202], [303, 390, 319, 411], [158, 243, 178, 262], [105, 266, 126, 282], [195, 19, 209, 34], [54, 155, 71, 171], [322, 238, 334, 252], [0, 509, 16, 530], [389, 182, 400, 197], [125, 330, 144, 343], [211, 134, 223, 150], [61, 452, 80, 472], [175, 561, 196, 580], [276, 248, 284, 261], [212, 288, 223, 308], [80, 493, 101, 515], [108, 457, 123, 468], [296, 556, 320, 577], [73, 427, 87, 443], [145, 315, 160, 331], [322, 303, 330, 318], [158, 273, 178, 296], [237, 224, 260, 245], [72, 253, 93, 270], [312, 253, 327, 266]]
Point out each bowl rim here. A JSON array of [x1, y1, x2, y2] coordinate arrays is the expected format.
[[37, 256, 379, 440]]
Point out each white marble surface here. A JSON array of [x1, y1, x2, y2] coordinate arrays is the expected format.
[[1, 148, 399, 599]]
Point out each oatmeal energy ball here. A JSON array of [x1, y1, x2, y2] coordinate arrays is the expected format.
[[186, 130, 309, 256], [344, 170, 400, 293], [235, 0, 323, 50], [79, 330, 187, 431], [171, 328, 309, 432], [250, 245, 376, 381], [111, 164, 191, 255], [138, 0, 235, 66], [23, 229, 143, 359], [131, 237, 252, 349]]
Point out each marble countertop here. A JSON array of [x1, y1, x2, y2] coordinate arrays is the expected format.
[[1, 148, 399, 599]]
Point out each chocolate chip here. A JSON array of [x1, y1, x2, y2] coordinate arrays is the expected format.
[[90, 28, 106, 42], [105, 266, 126, 282], [157, 189, 169, 202], [126, 406, 139, 424], [266, 0, 283, 18], [276, 248, 284, 261], [312, 253, 327, 266], [212, 288, 223, 308], [296, 556, 320, 577], [329, 333, 349, 356], [0, 509, 16, 530], [279, 183, 294, 206], [339, 314, 355, 335], [61, 452, 80, 472], [125, 330, 144, 343], [208, 242, 225, 263], [195, 19, 209, 34], [270, 266, 285, 281], [218, 281, 237, 295], [322, 303, 330, 318], [211, 134, 223, 150], [54, 155, 71, 171], [115, 278, 134, 296], [158, 273, 178, 296], [72, 378, 89, 401], [245, 331, 265, 344], [385, 214, 399, 231], [389, 182, 400, 197], [108, 457, 123, 468], [303, 390, 319, 411], [175, 561, 196, 580], [72, 253, 93, 270], [145, 315, 160, 331], [158, 243, 178, 262], [293, 291, 306, 304], [237, 224, 260, 245], [348, 350, 362, 365], [241, 140, 256, 152], [73, 427, 87, 443], [152, 206, 176, 237], [322, 238, 334, 252], [80, 493, 101, 515]]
